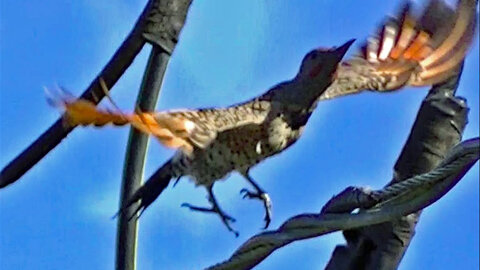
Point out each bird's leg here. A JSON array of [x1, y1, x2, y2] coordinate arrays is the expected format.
[[181, 186, 239, 236], [239, 170, 272, 229]]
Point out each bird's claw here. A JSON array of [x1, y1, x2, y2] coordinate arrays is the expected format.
[[240, 188, 273, 229], [181, 202, 238, 236]]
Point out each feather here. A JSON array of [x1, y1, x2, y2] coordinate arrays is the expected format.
[[319, 0, 477, 100]]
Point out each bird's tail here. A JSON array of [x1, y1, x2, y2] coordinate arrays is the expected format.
[[117, 160, 175, 220]]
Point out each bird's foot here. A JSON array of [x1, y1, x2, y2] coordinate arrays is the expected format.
[[240, 188, 273, 229], [181, 202, 239, 237]]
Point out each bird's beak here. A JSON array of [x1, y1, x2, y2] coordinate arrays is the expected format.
[[334, 39, 355, 59]]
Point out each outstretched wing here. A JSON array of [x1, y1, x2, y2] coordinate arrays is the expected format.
[[52, 93, 271, 154], [157, 99, 271, 149], [320, 0, 477, 100]]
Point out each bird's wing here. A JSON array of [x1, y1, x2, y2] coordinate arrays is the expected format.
[[320, 0, 477, 101], [52, 93, 271, 154], [156, 99, 271, 150]]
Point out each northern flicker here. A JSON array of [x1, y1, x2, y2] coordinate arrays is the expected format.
[[50, 0, 476, 235]]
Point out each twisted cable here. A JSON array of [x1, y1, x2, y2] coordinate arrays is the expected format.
[[206, 137, 479, 270]]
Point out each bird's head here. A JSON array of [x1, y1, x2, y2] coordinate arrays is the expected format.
[[297, 39, 355, 81]]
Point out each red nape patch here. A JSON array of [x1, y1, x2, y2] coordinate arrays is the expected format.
[[308, 63, 324, 78]]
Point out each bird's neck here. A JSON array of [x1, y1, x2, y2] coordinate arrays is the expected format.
[[259, 75, 334, 115], [291, 76, 333, 112]]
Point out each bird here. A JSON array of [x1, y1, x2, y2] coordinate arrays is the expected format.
[[49, 0, 477, 235]]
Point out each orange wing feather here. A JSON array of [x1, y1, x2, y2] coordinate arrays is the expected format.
[[48, 91, 195, 154]]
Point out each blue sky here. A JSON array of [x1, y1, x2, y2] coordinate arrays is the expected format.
[[0, 1, 478, 269]]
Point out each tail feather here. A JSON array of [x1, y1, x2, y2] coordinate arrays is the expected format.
[[117, 160, 174, 220]]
